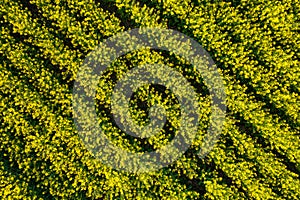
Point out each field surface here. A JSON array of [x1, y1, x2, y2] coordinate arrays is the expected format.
[[0, 0, 299, 199]]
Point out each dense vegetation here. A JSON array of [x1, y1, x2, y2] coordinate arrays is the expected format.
[[0, 0, 299, 199]]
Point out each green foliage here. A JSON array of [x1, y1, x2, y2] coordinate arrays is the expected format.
[[0, 0, 299, 199]]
